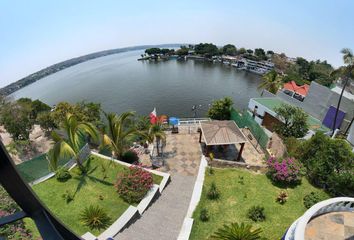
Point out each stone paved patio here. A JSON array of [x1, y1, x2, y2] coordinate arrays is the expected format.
[[157, 133, 202, 176], [305, 212, 354, 240]]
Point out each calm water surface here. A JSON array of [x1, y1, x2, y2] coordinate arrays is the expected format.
[[13, 50, 262, 117]]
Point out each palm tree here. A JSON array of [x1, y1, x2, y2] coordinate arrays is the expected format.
[[258, 70, 283, 94], [211, 222, 264, 240], [147, 122, 166, 156], [330, 48, 354, 136], [100, 111, 138, 159], [50, 114, 98, 171]]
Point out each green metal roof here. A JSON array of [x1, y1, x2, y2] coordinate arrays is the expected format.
[[252, 98, 330, 132]]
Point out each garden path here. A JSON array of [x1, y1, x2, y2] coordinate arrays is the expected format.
[[115, 133, 201, 240]]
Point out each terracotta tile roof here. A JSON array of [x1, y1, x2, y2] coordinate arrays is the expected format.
[[283, 81, 310, 96], [200, 121, 247, 145]]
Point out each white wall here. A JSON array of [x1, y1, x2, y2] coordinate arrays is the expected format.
[[347, 123, 354, 146], [248, 98, 276, 125]]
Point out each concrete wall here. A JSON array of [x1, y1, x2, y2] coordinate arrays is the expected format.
[[248, 98, 276, 125]]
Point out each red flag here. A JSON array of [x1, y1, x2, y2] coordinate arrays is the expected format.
[[150, 108, 157, 124]]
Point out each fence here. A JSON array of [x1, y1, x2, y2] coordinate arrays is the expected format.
[[230, 108, 269, 149]]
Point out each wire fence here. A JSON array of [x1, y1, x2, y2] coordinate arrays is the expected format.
[[230, 108, 269, 149]]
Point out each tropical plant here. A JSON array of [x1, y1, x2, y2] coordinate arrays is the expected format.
[[200, 208, 210, 222], [258, 70, 283, 94], [299, 132, 354, 196], [207, 97, 233, 120], [274, 104, 309, 138], [247, 206, 266, 222], [303, 192, 326, 209], [50, 114, 98, 172], [207, 182, 220, 200], [62, 190, 74, 203], [37, 111, 57, 132], [211, 222, 264, 240], [266, 156, 303, 183], [122, 149, 139, 164], [55, 167, 72, 182], [276, 190, 288, 204], [80, 205, 111, 230], [330, 48, 354, 135], [100, 111, 138, 159], [115, 164, 153, 203], [143, 121, 166, 156]]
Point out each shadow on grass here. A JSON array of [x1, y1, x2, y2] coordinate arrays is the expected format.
[[72, 158, 114, 196]]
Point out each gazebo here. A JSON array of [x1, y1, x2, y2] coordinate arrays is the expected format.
[[199, 120, 248, 161]]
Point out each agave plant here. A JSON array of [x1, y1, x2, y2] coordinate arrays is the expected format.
[[50, 114, 98, 172], [80, 205, 111, 230], [211, 222, 265, 240]]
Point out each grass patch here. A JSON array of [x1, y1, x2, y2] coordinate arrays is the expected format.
[[190, 168, 329, 240], [27, 154, 162, 236]]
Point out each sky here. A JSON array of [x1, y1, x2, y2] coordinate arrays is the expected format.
[[1, 0, 353, 87]]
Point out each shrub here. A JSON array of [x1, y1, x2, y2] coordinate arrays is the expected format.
[[55, 167, 72, 182], [200, 208, 210, 222], [247, 206, 266, 222], [122, 150, 139, 164], [211, 222, 264, 240], [207, 182, 220, 200], [276, 190, 288, 204], [266, 156, 302, 183], [207, 97, 233, 120], [80, 205, 111, 230], [115, 164, 153, 203], [303, 192, 326, 209], [299, 132, 354, 196], [62, 190, 74, 203]]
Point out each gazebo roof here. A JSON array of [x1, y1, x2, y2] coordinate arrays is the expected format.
[[200, 120, 248, 146]]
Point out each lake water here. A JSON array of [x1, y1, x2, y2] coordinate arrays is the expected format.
[[13, 49, 262, 118]]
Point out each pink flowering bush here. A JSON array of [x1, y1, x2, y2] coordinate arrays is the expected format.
[[115, 164, 153, 203], [266, 157, 303, 183]]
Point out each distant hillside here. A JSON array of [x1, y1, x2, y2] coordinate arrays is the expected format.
[[0, 44, 183, 96]]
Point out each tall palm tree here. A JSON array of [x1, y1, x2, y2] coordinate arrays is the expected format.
[[330, 48, 354, 136], [101, 111, 138, 159], [50, 114, 99, 171], [258, 70, 283, 94]]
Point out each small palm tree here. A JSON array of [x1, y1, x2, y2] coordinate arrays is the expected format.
[[50, 114, 98, 171], [142, 122, 166, 156], [101, 111, 138, 159], [258, 70, 283, 94], [330, 48, 354, 135], [211, 222, 265, 240]]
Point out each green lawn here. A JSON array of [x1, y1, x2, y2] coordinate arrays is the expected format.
[[190, 168, 329, 240], [27, 154, 162, 236]]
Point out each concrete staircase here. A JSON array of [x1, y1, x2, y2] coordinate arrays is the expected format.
[[115, 174, 196, 240]]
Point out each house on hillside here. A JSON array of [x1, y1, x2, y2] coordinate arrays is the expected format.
[[282, 81, 310, 102], [248, 97, 329, 137]]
